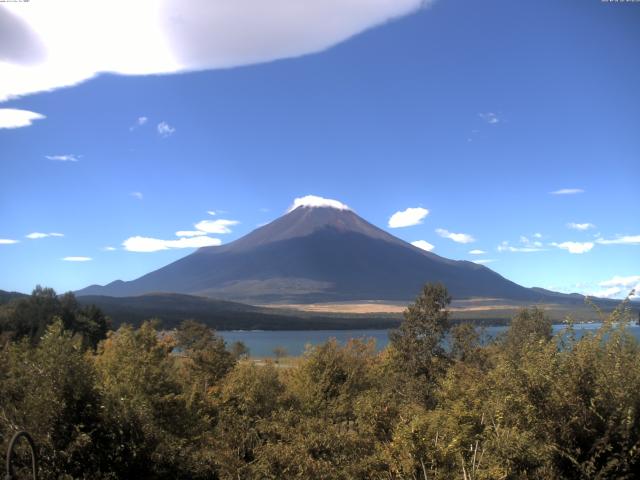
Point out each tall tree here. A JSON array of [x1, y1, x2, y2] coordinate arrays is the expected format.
[[389, 283, 451, 402]]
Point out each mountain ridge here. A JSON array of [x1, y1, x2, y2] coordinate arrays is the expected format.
[[76, 205, 593, 304]]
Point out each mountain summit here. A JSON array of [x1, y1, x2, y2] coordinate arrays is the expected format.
[[78, 200, 554, 303]]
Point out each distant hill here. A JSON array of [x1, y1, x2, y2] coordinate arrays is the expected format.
[[77, 204, 592, 305], [0, 290, 27, 305], [76, 293, 401, 330]]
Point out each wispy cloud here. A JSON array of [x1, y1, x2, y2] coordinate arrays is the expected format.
[[469, 249, 486, 255], [519, 236, 543, 248], [473, 259, 496, 264], [63, 256, 92, 262], [590, 275, 639, 299], [567, 222, 595, 231], [411, 240, 434, 252], [388, 207, 429, 228], [26, 232, 64, 239], [551, 241, 594, 254], [0, 1, 428, 102], [590, 286, 623, 299], [103, 246, 117, 251], [436, 228, 475, 244], [550, 188, 584, 195], [157, 121, 176, 137], [479, 112, 499, 124], [45, 154, 80, 162], [497, 240, 545, 253], [130, 192, 144, 200], [207, 210, 217, 216], [122, 235, 221, 252], [194, 219, 239, 234], [595, 235, 640, 245], [0, 239, 19, 245], [0, 109, 45, 129], [129, 116, 148, 131], [599, 275, 640, 289]]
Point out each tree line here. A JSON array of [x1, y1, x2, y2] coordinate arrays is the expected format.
[[0, 284, 639, 479]]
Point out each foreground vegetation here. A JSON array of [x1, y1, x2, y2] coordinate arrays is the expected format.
[[1, 285, 639, 479]]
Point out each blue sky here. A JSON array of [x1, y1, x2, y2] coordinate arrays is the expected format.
[[1, 0, 638, 298]]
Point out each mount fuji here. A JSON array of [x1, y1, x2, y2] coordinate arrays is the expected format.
[[77, 198, 575, 304]]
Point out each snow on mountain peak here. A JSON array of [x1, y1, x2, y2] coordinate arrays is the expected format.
[[288, 195, 351, 212]]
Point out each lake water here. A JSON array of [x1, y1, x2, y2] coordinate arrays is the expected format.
[[219, 323, 640, 358]]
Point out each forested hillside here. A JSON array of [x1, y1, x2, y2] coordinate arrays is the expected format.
[[1, 284, 638, 479]]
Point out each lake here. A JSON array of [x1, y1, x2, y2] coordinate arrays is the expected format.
[[219, 322, 640, 358]]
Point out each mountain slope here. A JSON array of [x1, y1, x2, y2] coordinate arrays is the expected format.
[[77, 205, 571, 303]]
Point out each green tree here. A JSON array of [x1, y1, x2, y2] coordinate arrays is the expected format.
[[0, 319, 105, 478], [503, 306, 553, 354], [176, 320, 235, 392], [0, 286, 109, 348], [389, 283, 451, 403]]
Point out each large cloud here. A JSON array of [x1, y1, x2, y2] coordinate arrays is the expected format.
[[551, 241, 594, 254], [122, 235, 221, 253], [388, 207, 429, 228], [0, 0, 428, 102], [0, 108, 45, 128]]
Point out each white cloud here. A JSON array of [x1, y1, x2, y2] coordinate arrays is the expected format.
[[498, 245, 544, 253], [207, 210, 217, 216], [567, 222, 595, 231], [479, 112, 499, 124], [497, 240, 545, 253], [157, 121, 175, 137], [0, 1, 428, 102], [0, 108, 46, 129], [411, 240, 434, 252], [0, 238, 19, 244], [599, 275, 640, 288], [26, 232, 64, 239], [519, 236, 543, 248], [63, 256, 92, 262], [103, 246, 117, 251], [176, 230, 207, 237], [591, 286, 623, 299], [585, 275, 640, 299], [194, 219, 239, 234], [130, 192, 143, 200], [469, 249, 486, 255], [388, 207, 429, 228], [473, 259, 496, 264], [550, 188, 584, 195], [551, 241, 594, 254], [595, 235, 640, 245], [533, 232, 542, 238], [288, 195, 350, 212], [122, 235, 221, 252], [436, 228, 475, 244], [45, 154, 80, 162], [129, 116, 148, 130]]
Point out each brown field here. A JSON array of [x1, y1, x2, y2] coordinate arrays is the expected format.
[[266, 299, 541, 315]]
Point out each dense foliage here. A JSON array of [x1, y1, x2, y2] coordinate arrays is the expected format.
[[1, 284, 639, 479]]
